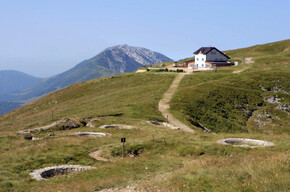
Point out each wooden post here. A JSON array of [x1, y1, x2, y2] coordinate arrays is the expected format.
[[121, 137, 126, 159], [122, 142, 125, 159]]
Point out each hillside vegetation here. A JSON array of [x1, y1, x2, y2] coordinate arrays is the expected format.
[[171, 39, 289, 133], [0, 40, 289, 192]]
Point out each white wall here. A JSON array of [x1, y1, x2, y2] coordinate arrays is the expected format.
[[194, 51, 206, 68], [206, 48, 228, 61]]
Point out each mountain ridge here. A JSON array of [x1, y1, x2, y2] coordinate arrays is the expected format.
[[0, 70, 42, 95], [0, 45, 173, 114]]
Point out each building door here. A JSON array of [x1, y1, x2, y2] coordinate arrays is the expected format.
[[196, 64, 198, 68]]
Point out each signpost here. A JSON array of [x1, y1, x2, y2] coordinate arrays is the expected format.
[[121, 137, 126, 159]]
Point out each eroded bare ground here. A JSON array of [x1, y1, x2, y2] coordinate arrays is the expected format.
[[233, 57, 253, 73], [233, 68, 249, 74], [158, 73, 194, 133], [89, 149, 109, 162]]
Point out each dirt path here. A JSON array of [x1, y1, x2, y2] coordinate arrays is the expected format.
[[97, 159, 196, 191], [158, 73, 194, 133], [244, 57, 254, 64], [233, 68, 249, 74], [89, 149, 109, 162]]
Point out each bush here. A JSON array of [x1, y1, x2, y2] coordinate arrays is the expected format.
[[177, 69, 184, 73]]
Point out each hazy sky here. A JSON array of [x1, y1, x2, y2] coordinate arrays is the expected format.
[[0, 0, 289, 77]]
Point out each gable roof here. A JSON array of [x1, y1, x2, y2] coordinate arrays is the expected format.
[[193, 47, 230, 59]]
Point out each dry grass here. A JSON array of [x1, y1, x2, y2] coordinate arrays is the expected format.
[[0, 40, 289, 191]]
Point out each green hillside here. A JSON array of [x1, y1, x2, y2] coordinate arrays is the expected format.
[[0, 40, 289, 192], [171, 39, 290, 133]]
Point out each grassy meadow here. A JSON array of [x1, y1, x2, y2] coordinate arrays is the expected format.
[[0, 40, 289, 192]]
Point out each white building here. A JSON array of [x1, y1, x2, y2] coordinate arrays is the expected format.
[[190, 47, 233, 70]]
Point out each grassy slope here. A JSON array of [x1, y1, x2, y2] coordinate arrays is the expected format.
[[0, 40, 289, 192], [171, 39, 290, 133]]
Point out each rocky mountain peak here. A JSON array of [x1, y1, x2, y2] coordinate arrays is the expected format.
[[104, 44, 173, 66]]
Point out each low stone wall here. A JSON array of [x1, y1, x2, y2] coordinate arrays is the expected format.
[[18, 118, 80, 134], [30, 165, 96, 181], [99, 124, 133, 129], [75, 132, 107, 136], [217, 138, 274, 148], [148, 121, 161, 126]]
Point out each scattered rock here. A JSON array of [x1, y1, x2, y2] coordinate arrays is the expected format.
[[266, 95, 281, 104], [260, 85, 269, 92], [99, 124, 133, 129], [86, 118, 100, 128], [58, 118, 81, 130], [253, 110, 272, 127], [276, 104, 289, 113], [162, 122, 180, 130], [259, 85, 290, 95], [30, 165, 96, 181], [188, 119, 214, 133], [217, 138, 274, 148]]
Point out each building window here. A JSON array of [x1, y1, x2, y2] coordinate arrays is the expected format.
[[202, 64, 204, 67], [196, 58, 199, 61], [202, 58, 204, 61]]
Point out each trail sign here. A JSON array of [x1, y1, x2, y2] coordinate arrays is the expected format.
[[121, 137, 126, 159]]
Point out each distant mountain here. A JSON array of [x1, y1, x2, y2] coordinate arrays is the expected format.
[[0, 101, 22, 115], [0, 45, 173, 115], [0, 70, 42, 95]]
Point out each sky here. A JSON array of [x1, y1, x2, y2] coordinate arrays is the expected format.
[[0, 0, 289, 77]]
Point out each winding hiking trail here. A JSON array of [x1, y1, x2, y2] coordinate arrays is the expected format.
[[89, 149, 109, 162], [158, 73, 194, 133]]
